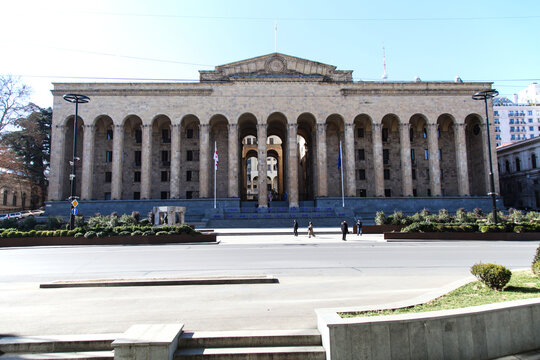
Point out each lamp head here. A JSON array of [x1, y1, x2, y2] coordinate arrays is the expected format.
[[472, 89, 499, 101]]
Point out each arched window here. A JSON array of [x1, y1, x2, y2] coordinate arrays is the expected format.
[[22, 193, 26, 208], [2, 190, 6, 205], [12, 193, 17, 206], [532, 153, 537, 169]]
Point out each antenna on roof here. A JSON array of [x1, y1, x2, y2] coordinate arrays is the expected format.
[[382, 46, 388, 81], [274, 21, 277, 53]]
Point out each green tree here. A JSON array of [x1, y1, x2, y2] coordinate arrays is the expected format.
[[1, 106, 51, 203]]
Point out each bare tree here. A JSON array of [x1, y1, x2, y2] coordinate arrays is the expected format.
[[0, 75, 31, 132]]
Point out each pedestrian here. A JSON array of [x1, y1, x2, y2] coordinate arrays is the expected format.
[[293, 219, 299, 237], [341, 220, 348, 241], [356, 219, 363, 236], [307, 221, 315, 238], [268, 192, 272, 207]]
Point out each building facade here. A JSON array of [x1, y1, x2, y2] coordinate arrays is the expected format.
[[518, 83, 540, 105], [48, 53, 500, 214], [497, 136, 540, 210], [493, 98, 540, 146]]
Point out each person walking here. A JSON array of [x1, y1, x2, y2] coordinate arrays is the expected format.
[[307, 221, 315, 238], [293, 219, 299, 237], [341, 220, 348, 241], [356, 219, 363, 236]]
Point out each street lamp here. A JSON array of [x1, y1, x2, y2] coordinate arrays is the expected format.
[[472, 89, 499, 224], [63, 93, 90, 230]]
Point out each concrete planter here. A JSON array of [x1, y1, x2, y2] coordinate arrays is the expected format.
[[0, 233, 216, 247], [363, 225, 404, 234], [384, 231, 540, 241], [317, 298, 540, 360]]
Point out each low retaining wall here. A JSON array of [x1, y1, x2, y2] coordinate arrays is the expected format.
[[0, 233, 216, 247], [317, 298, 540, 360], [384, 232, 540, 241]]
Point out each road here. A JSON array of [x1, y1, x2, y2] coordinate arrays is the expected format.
[[0, 232, 537, 336]]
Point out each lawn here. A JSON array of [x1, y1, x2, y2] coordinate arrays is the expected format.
[[340, 270, 540, 318]]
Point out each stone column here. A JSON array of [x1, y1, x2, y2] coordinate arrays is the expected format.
[[228, 123, 239, 198], [49, 125, 66, 200], [257, 123, 268, 208], [141, 124, 153, 199], [316, 123, 328, 197], [80, 124, 95, 200], [372, 123, 385, 196], [111, 124, 124, 200], [427, 123, 442, 196], [399, 123, 413, 196], [454, 123, 470, 196], [287, 123, 299, 208], [199, 123, 210, 198], [344, 123, 356, 197], [169, 123, 181, 198]]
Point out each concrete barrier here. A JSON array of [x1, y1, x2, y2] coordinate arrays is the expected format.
[[112, 324, 183, 360], [317, 298, 540, 360]]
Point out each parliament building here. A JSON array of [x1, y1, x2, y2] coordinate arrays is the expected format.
[[47, 53, 501, 221]]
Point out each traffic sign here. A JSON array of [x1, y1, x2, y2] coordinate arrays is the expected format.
[[72, 207, 78, 215], [71, 199, 79, 207]]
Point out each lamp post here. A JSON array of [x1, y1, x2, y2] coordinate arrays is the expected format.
[[63, 93, 90, 230], [472, 89, 499, 224]]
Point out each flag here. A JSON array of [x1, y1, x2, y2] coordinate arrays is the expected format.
[[338, 142, 342, 169], [214, 142, 219, 170]]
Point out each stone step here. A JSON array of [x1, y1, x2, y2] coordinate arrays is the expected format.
[[179, 330, 322, 349], [0, 334, 118, 354], [0, 351, 113, 360], [174, 346, 326, 360]]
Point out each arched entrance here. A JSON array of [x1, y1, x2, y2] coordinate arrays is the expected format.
[[297, 113, 316, 201]]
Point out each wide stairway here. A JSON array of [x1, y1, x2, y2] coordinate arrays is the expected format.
[[0, 333, 117, 359], [205, 201, 355, 228], [175, 329, 326, 360]]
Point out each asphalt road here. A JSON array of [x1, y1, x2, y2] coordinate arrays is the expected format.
[[0, 233, 538, 336]]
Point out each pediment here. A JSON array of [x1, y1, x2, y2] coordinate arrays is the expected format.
[[200, 53, 352, 82]]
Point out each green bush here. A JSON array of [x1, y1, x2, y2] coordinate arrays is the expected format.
[[84, 231, 96, 239], [74, 215, 85, 228], [118, 231, 131, 236], [34, 224, 47, 231], [480, 225, 505, 233], [131, 230, 143, 236], [46, 216, 64, 230], [390, 211, 404, 225], [508, 208, 524, 223], [532, 261, 540, 277], [119, 214, 137, 226], [470, 263, 512, 291], [142, 230, 153, 236], [156, 231, 169, 236], [74, 232, 84, 238], [20, 216, 37, 231], [139, 219, 150, 226], [374, 211, 386, 225], [0, 218, 18, 229]]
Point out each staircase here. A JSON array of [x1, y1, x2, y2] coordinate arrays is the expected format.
[[174, 329, 326, 359], [0, 334, 117, 360]]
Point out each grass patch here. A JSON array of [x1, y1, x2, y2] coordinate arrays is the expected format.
[[340, 270, 540, 318]]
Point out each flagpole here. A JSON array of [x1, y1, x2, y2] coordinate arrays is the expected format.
[[214, 141, 217, 209], [340, 140, 344, 207]]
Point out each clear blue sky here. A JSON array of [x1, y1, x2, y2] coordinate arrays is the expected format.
[[1, 0, 539, 108]]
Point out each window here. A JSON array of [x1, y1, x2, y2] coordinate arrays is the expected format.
[[382, 128, 389, 142], [21, 193, 26, 208], [516, 157, 521, 171], [528, 111, 533, 116], [161, 171, 169, 182], [134, 151, 141, 166], [424, 149, 429, 160], [384, 189, 391, 197], [438, 149, 442, 161], [187, 150, 199, 161], [106, 151, 113, 163], [162, 129, 171, 143], [161, 150, 170, 166], [135, 130, 142, 144], [511, 134, 516, 140], [413, 188, 417, 197], [105, 171, 112, 183], [356, 169, 366, 180], [357, 128, 364, 138], [423, 128, 427, 138], [186, 191, 193, 199], [269, 137, 274, 145], [412, 169, 416, 180], [134, 171, 141, 182], [530, 126, 534, 131], [186, 128, 194, 139], [384, 169, 390, 180], [104, 192, 111, 200], [3, 191, 7, 205], [133, 192, 140, 200], [509, 111, 514, 116], [267, 164, 271, 171], [510, 119, 514, 124], [383, 149, 390, 164], [12, 194, 17, 206], [411, 149, 415, 163], [106, 129, 113, 140], [409, 128, 414, 142], [160, 191, 169, 199], [532, 153, 537, 169], [187, 170, 192, 181], [494, 111, 499, 116], [529, 118, 533, 123], [510, 126, 515, 132], [357, 149, 365, 161], [427, 189, 432, 197]]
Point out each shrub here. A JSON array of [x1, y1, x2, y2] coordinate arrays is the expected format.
[[533, 244, 540, 265], [156, 231, 169, 236], [87, 214, 108, 228], [35, 224, 47, 231], [0, 218, 18, 229], [532, 261, 540, 277], [74, 215, 86, 228], [74, 232, 84, 238], [47, 216, 64, 230], [480, 225, 505, 233], [84, 231, 96, 239], [147, 212, 155, 224], [473, 208, 485, 218], [437, 209, 452, 223], [390, 211, 404, 225], [20, 216, 37, 231], [119, 214, 137, 226], [118, 231, 131, 236], [131, 211, 140, 223], [131, 230, 143, 236], [142, 230, 153, 236], [374, 211, 386, 225], [508, 208, 524, 223], [486, 211, 505, 224], [470, 263, 512, 291], [139, 219, 150, 226]]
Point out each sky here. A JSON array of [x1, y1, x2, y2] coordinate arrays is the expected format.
[[1, 0, 539, 108]]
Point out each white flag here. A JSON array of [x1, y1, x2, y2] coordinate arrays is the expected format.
[[214, 142, 219, 170]]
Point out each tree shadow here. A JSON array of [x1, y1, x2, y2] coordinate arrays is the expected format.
[[505, 286, 540, 294]]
